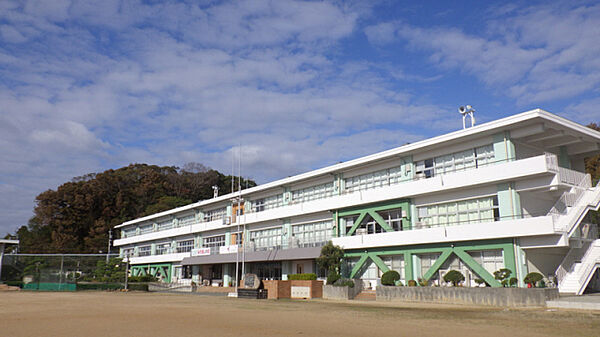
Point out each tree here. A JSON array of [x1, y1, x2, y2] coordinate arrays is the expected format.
[[316, 241, 344, 273], [12, 163, 256, 253]]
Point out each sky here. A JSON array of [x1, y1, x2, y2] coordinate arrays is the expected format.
[[1, 0, 600, 236]]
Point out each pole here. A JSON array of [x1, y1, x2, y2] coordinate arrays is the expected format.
[[0, 244, 5, 283], [124, 257, 129, 291], [59, 255, 64, 290], [107, 229, 112, 263]]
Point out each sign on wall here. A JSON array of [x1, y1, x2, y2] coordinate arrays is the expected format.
[[219, 244, 238, 254], [191, 248, 211, 256]]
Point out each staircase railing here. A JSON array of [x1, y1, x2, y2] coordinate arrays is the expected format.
[[577, 241, 600, 293], [548, 173, 592, 231], [556, 243, 587, 287]]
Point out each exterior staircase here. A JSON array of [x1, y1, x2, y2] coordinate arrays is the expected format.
[[557, 240, 600, 295], [551, 176, 600, 295], [353, 289, 376, 301]]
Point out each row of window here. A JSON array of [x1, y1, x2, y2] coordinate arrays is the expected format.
[[123, 239, 195, 257], [344, 208, 404, 235], [417, 196, 499, 228], [344, 165, 404, 193], [415, 144, 495, 178], [122, 145, 498, 237]]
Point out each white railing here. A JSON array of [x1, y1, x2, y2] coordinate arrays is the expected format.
[[558, 167, 589, 186], [555, 243, 586, 286], [577, 241, 600, 287], [548, 173, 592, 224]]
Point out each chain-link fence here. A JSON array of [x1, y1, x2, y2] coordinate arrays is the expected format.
[[1, 253, 122, 291]]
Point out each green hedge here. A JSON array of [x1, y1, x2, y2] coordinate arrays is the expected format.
[[5, 281, 23, 288], [288, 273, 317, 280], [76, 283, 123, 291], [381, 271, 400, 286]]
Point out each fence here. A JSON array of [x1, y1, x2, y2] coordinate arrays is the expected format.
[[1, 253, 121, 291]]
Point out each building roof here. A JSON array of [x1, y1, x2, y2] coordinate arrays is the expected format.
[[116, 108, 600, 228]]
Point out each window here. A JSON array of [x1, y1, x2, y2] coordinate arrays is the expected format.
[[417, 196, 500, 228], [418, 253, 440, 279], [122, 227, 136, 238], [469, 250, 504, 275], [204, 208, 226, 222], [344, 165, 404, 193], [157, 220, 172, 231], [139, 224, 153, 235], [381, 255, 405, 280], [252, 194, 284, 212], [178, 214, 196, 226], [176, 240, 194, 253], [156, 243, 170, 255], [203, 235, 226, 249], [138, 246, 151, 256], [291, 182, 334, 203], [291, 221, 333, 247], [377, 209, 403, 231], [250, 227, 282, 250], [416, 144, 495, 178], [122, 248, 134, 257]]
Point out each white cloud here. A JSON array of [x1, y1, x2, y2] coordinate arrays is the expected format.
[[0, 0, 447, 235], [365, 3, 600, 107]]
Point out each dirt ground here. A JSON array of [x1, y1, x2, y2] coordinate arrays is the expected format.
[[1, 291, 599, 337]]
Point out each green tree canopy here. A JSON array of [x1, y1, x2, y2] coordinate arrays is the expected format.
[[13, 163, 256, 253]]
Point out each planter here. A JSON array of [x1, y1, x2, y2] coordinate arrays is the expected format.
[[262, 280, 323, 299], [323, 280, 363, 300], [376, 285, 560, 307]]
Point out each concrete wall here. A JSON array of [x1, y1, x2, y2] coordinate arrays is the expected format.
[[323, 279, 363, 300], [376, 286, 559, 307]]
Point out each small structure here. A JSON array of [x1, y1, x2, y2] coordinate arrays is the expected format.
[[0, 239, 19, 283], [237, 273, 267, 299]]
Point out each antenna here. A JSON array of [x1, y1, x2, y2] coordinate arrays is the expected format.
[[212, 185, 219, 198], [458, 105, 476, 129]]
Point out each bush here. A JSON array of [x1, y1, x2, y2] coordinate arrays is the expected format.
[[474, 278, 486, 287], [381, 270, 401, 286], [418, 278, 429, 287], [128, 275, 157, 283], [509, 277, 518, 287], [5, 281, 23, 288], [327, 271, 341, 285], [333, 278, 355, 288], [128, 283, 149, 291], [395, 280, 404, 286], [407, 279, 417, 287], [493, 268, 512, 287], [288, 273, 317, 280], [76, 283, 123, 291], [524, 272, 544, 286], [443, 270, 465, 286]]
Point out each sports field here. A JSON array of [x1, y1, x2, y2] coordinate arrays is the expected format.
[[1, 291, 598, 337]]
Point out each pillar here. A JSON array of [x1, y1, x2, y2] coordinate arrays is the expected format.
[[281, 261, 292, 280], [223, 264, 232, 287], [192, 265, 200, 283], [497, 182, 522, 220]]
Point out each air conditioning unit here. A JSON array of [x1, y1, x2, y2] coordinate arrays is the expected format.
[[356, 228, 367, 235]]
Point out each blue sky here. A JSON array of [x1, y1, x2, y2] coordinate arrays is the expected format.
[[1, 0, 599, 235]]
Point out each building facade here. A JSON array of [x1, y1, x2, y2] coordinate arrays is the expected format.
[[114, 109, 600, 294]]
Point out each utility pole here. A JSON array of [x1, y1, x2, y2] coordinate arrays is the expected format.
[[107, 229, 112, 263]]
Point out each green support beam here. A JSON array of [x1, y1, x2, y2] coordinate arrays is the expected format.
[[453, 249, 501, 287], [346, 212, 368, 236], [368, 253, 390, 274], [349, 254, 370, 279], [422, 249, 452, 280], [368, 211, 394, 233]]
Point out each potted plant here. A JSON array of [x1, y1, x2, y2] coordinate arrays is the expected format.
[[524, 272, 543, 288]]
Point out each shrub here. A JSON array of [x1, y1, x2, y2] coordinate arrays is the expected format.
[[407, 279, 417, 287], [128, 275, 157, 283], [381, 270, 401, 286], [509, 277, 518, 287], [443, 270, 465, 286], [524, 272, 544, 286], [395, 280, 404, 286], [288, 273, 317, 280], [493, 268, 512, 287], [327, 271, 341, 285], [474, 278, 486, 287], [418, 278, 429, 287], [333, 278, 355, 288], [128, 283, 149, 291]]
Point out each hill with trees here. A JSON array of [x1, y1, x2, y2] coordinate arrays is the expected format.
[[12, 163, 255, 253]]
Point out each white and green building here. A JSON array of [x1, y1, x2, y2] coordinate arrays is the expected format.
[[114, 109, 600, 294]]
